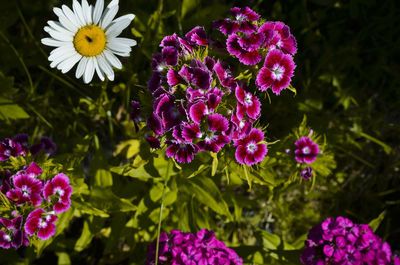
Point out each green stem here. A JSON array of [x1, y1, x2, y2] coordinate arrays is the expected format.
[[155, 160, 171, 265], [0, 31, 34, 94], [16, 3, 48, 59]]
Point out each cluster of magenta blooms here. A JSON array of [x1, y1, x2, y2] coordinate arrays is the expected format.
[[141, 6, 299, 166], [145, 229, 242, 265], [300, 217, 400, 265], [0, 134, 72, 249], [294, 136, 320, 180]]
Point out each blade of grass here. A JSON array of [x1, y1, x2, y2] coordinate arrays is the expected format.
[[0, 31, 34, 94]]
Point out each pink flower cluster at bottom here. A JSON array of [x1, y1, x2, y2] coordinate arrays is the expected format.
[[146, 229, 243, 265], [300, 216, 400, 265]]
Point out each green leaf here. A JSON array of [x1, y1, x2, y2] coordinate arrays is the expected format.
[[74, 217, 105, 252], [368, 210, 386, 232], [185, 177, 232, 219], [56, 252, 71, 265], [0, 97, 29, 120]]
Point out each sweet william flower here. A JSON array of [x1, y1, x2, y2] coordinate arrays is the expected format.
[[24, 209, 57, 240], [294, 137, 320, 164], [234, 128, 267, 166], [6, 174, 43, 207], [0, 216, 29, 249], [256, 49, 296, 95], [41, 0, 137, 83], [43, 173, 73, 214], [300, 167, 313, 180]]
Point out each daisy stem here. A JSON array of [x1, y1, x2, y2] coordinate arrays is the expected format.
[[16, 4, 48, 60], [155, 159, 171, 265], [0, 31, 34, 94]]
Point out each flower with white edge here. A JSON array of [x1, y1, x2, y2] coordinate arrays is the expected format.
[[41, 0, 137, 83]]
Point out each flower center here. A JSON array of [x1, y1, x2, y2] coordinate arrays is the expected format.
[[236, 14, 246, 21], [246, 142, 257, 153], [4, 234, 11, 242], [272, 64, 284, 80], [54, 187, 65, 197], [39, 219, 47, 228], [302, 147, 311, 154], [244, 94, 253, 105], [205, 132, 215, 141], [73, 25, 107, 57], [21, 185, 30, 196]]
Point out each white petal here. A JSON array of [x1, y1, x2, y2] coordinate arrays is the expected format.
[[107, 40, 131, 54], [47, 21, 75, 35], [110, 37, 137, 47], [42, 38, 69, 47], [72, 0, 87, 27], [94, 58, 105, 81], [81, 0, 93, 24], [62, 5, 81, 29], [76, 57, 88, 78], [105, 14, 134, 38], [93, 0, 104, 25], [84, 57, 95, 83], [57, 53, 82, 73], [97, 53, 114, 81], [45, 27, 73, 42], [100, 1, 119, 29], [53, 7, 78, 32], [50, 51, 76, 68], [103, 49, 122, 69], [110, 51, 130, 57], [49, 45, 75, 61]]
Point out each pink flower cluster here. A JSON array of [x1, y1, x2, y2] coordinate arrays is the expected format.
[[300, 216, 400, 265], [146, 25, 267, 165], [0, 162, 72, 248], [146, 229, 242, 265], [214, 7, 297, 95], [0, 134, 56, 161]]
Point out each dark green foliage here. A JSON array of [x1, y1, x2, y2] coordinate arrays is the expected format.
[[0, 0, 399, 264]]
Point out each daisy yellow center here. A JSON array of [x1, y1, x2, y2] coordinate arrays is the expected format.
[[73, 25, 106, 57]]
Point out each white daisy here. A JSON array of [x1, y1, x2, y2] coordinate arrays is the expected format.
[[41, 0, 137, 83]]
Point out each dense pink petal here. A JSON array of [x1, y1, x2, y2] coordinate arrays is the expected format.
[[208, 114, 229, 133], [238, 50, 262, 65], [189, 101, 207, 123], [235, 145, 247, 164]]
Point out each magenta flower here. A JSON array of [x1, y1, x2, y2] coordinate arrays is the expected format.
[[294, 137, 320, 164], [185, 26, 208, 46], [301, 167, 313, 180], [189, 101, 207, 124], [167, 68, 181, 86], [230, 7, 260, 22], [238, 32, 265, 52], [0, 138, 26, 161], [43, 173, 72, 214], [24, 208, 57, 240], [6, 174, 43, 207], [0, 216, 29, 249], [258, 21, 297, 55], [165, 141, 199, 163], [25, 162, 43, 177], [256, 49, 296, 95], [30, 137, 57, 156], [213, 60, 237, 90], [234, 128, 267, 165], [146, 136, 161, 149], [214, 7, 259, 35], [197, 114, 230, 153], [226, 34, 263, 65], [235, 84, 261, 120], [146, 229, 243, 265], [162, 46, 179, 66]]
